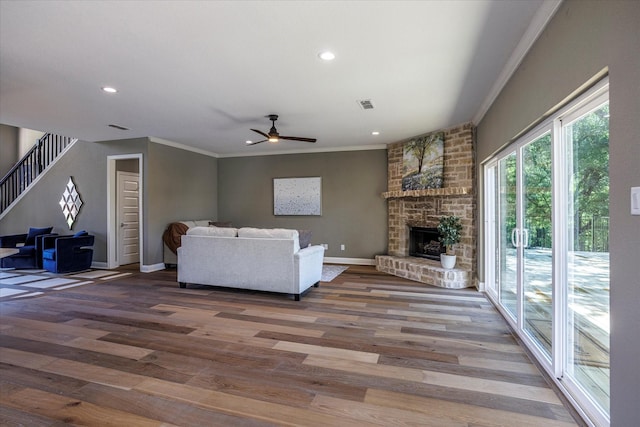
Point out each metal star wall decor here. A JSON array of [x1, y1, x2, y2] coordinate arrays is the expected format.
[[59, 177, 83, 229]]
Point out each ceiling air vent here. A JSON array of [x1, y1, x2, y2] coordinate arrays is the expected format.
[[108, 124, 129, 131], [358, 99, 374, 110]]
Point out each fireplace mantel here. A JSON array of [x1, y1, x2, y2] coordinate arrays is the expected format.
[[381, 187, 472, 199]]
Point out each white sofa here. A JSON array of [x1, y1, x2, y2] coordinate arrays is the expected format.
[[177, 226, 325, 300]]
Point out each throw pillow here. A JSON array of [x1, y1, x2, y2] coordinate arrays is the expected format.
[[298, 229, 312, 248], [209, 221, 233, 228], [73, 230, 89, 237], [25, 226, 53, 245]]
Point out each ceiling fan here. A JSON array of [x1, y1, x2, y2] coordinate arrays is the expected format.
[[247, 114, 317, 146]]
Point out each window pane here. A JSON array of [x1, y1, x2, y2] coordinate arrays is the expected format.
[[498, 153, 517, 319], [522, 133, 553, 358], [565, 102, 610, 413]]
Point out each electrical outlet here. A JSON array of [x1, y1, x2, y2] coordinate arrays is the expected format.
[[322, 244, 329, 250], [340, 244, 345, 251], [632, 187, 640, 215]]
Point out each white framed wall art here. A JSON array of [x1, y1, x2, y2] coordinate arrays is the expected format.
[[273, 177, 322, 216]]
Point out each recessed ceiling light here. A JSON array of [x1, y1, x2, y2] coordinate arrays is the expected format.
[[372, 131, 380, 136], [318, 51, 335, 61], [245, 140, 253, 145], [101, 86, 118, 93]]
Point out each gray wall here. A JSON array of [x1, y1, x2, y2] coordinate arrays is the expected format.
[[218, 150, 388, 259], [0, 138, 148, 262], [475, 1, 640, 424], [145, 142, 218, 263], [0, 138, 218, 267], [0, 124, 19, 178]]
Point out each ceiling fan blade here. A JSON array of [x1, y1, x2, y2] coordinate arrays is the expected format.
[[280, 136, 317, 143], [246, 139, 267, 146], [251, 129, 269, 138]]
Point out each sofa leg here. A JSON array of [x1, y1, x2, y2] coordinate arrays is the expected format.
[[313, 281, 320, 288], [294, 294, 300, 301], [179, 282, 187, 288]]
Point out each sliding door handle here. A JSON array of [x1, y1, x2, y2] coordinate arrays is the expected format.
[[511, 228, 519, 248]]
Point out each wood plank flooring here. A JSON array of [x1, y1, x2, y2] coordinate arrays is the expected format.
[[0, 265, 584, 426]]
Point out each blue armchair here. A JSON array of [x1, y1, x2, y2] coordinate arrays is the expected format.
[[41, 231, 94, 274], [0, 226, 53, 269]]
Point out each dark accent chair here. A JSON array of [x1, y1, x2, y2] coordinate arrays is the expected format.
[[42, 231, 94, 274], [0, 227, 53, 269]]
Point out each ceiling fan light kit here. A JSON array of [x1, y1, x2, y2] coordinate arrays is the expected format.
[[247, 114, 317, 146]]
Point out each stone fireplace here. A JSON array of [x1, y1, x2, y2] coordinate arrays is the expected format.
[[375, 123, 476, 289]]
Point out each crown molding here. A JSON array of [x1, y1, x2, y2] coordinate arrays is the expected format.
[[148, 136, 220, 158], [217, 144, 388, 158]]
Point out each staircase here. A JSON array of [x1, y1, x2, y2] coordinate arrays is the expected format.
[[0, 133, 77, 214]]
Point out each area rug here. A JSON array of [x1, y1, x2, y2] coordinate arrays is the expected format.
[[0, 269, 130, 301], [321, 264, 348, 282]]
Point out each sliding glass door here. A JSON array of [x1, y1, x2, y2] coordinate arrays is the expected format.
[[521, 133, 553, 358], [497, 152, 517, 319], [563, 99, 610, 415], [484, 79, 610, 425]]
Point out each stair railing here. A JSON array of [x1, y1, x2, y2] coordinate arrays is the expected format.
[[0, 132, 77, 214]]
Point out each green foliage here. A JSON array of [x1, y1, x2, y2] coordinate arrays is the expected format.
[[403, 132, 443, 174], [570, 104, 609, 251], [499, 103, 609, 251], [438, 215, 462, 254]]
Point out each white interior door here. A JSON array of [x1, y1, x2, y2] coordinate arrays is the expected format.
[[117, 171, 140, 265]]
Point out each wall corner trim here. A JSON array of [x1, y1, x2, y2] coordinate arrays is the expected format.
[[472, 0, 563, 125], [140, 263, 166, 273]]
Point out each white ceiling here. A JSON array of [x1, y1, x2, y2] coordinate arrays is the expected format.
[[0, 0, 557, 157]]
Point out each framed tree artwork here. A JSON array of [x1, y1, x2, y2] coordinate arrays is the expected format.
[[402, 132, 444, 190]]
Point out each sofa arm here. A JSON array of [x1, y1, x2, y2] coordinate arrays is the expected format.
[[296, 245, 325, 260], [0, 233, 27, 248], [294, 245, 326, 290], [55, 235, 95, 252], [41, 234, 66, 251]]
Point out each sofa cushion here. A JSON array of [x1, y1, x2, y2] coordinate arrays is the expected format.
[[237, 228, 300, 253], [25, 227, 53, 245], [42, 248, 56, 261], [187, 226, 238, 237]]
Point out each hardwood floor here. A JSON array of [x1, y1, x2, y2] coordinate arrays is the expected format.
[[0, 266, 583, 426]]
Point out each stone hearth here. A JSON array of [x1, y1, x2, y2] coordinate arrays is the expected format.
[[375, 255, 470, 289], [376, 123, 476, 288]]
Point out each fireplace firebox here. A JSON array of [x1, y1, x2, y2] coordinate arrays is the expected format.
[[409, 227, 444, 260]]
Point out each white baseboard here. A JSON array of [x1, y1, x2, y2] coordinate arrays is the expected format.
[[477, 281, 486, 292], [323, 257, 375, 266], [141, 263, 165, 273], [91, 261, 164, 273], [91, 262, 109, 270]]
